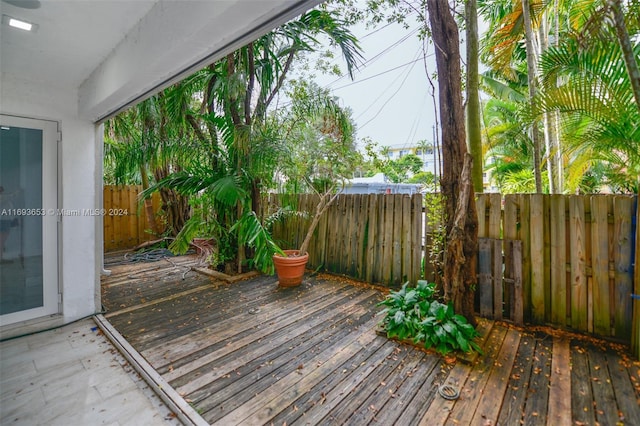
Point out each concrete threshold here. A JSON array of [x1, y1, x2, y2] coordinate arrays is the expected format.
[[93, 314, 209, 426]]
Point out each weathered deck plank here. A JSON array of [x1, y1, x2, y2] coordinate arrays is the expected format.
[[571, 342, 597, 425], [211, 317, 380, 425], [189, 295, 380, 417], [497, 333, 537, 425], [605, 348, 640, 425], [101, 255, 640, 426], [288, 339, 399, 425], [589, 344, 622, 425], [445, 324, 509, 425], [547, 337, 572, 426], [523, 334, 553, 425], [373, 352, 442, 425], [470, 328, 521, 424]]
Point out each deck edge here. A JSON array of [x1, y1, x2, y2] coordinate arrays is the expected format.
[[93, 314, 209, 426]]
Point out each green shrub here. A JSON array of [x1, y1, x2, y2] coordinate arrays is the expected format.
[[377, 281, 482, 355]]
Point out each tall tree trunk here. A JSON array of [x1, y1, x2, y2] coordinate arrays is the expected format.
[[539, 17, 558, 194], [139, 164, 160, 235], [522, 0, 543, 193], [552, 0, 563, 191], [428, 0, 478, 325], [466, 0, 484, 193], [610, 0, 640, 115]]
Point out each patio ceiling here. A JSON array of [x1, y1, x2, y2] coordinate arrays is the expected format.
[[0, 0, 321, 122]]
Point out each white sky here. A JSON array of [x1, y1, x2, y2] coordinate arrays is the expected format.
[[312, 19, 440, 151], [305, 6, 489, 153]]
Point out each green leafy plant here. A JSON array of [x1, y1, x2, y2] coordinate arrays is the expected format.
[[377, 281, 482, 355]]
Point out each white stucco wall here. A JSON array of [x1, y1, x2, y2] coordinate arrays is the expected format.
[[1, 74, 99, 331]]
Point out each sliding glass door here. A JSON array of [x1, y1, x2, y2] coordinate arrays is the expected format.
[[0, 115, 58, 325]]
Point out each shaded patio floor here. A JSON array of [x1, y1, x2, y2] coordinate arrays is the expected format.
[[101, 253, 640, 425], [0, 318, 180, 425]]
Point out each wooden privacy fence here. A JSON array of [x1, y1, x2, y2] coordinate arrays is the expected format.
[[477, 238, 523, 325], [268, 193, 423, 287], [103, 187, 638, 354], [103, 185, 163, 251], [476, 193, 637, 345]]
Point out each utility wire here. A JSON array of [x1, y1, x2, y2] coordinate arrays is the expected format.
[[332, 53, 432, 92], [355, 47, 423, 120], [358, 50, 421, 130], [325, 26, 421, 90]]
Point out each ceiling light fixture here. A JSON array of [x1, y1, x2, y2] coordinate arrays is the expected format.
[[9, 17, 31, 30], [1, 14, 37, 32]]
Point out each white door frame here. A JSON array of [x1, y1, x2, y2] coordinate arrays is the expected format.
[[0, 114, 59, 325]]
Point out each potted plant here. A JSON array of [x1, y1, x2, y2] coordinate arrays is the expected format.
[[234, 184, 342, 287], [234, 81, 360, 286], [271, 185, 341, 286]]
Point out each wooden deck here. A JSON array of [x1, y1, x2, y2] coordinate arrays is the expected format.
[[102, 253, 640, 425]]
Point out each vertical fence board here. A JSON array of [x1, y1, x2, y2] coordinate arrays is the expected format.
[[317, 195, 328, 269], [335, 195, 345, 271], [518, 194, 532, 321], [510, 240, 524, 325], [492, 238, 503, 320], [613, 196, 634, 339], [343, 195, 354, 275], [365, 194, 377, 283], [113, 186, 124, 249], [412, 194, 422, 282], [477, 194, 487, 238], [354, 194, 369, 280], [375, 194, 385, 283], [591, 195, 611, 336], [327, 196, 340, 272], [478, 238, 493, 317], [382, 195, 395, 285], [550, 195, 567, 326], [530, 194, 545, 322], [128, 187, 138, 247], [488, 193, 502, 239], [543, 195, 552, 322], [584, 196, 594, 333], [607, 195, 616, 337], [391, 195, 402, 285], [503, 195, 518, 317], [570, 195, 588, 331], [401, 195, 412, 284]]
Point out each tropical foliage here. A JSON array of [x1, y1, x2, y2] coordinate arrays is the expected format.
[[378, 281, 482, 355], [479, 0, 640, 194], [105, 7, 362, 273]]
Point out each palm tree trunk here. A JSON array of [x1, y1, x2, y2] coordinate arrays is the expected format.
[[538, 17, 558, 194], [522, 0, 543, 193], [466, 0, 484, 193], [610, 0, 640, 115]]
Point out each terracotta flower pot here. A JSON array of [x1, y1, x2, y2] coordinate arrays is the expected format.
[[273, 250, 309, 287]]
